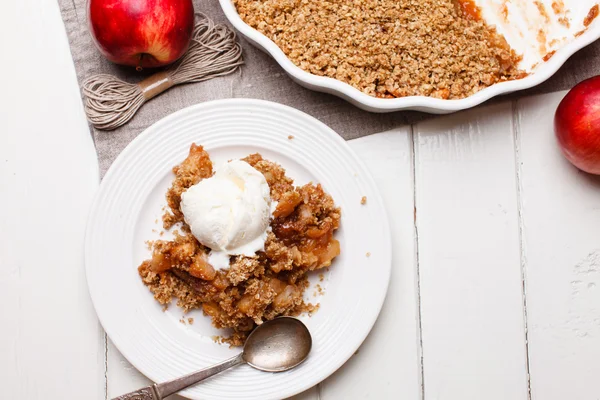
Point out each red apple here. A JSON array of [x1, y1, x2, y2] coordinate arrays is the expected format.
[[88, 0, 194, 68], [555, 76, 600, 175]]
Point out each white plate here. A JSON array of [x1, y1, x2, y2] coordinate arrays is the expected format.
[[85, 99, 392, 400], [219, 0, 600, 113]]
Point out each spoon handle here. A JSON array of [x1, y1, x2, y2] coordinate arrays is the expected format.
[[112, 353, 244, 400], [157, 353, 244, 398]]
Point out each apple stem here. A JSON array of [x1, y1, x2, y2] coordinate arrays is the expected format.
[[136, 54, 144, 72]]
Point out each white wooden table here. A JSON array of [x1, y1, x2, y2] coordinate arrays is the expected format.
[[2, 1, 600, 399]]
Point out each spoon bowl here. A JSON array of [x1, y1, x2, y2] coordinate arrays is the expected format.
[[243, 317, 312, 372]]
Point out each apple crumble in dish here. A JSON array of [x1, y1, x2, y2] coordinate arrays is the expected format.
[[233, 0, 525, 99], [138, 144, 341, 346]]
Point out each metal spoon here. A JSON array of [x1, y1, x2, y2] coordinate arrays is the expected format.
[[113, 317, 312, 399]]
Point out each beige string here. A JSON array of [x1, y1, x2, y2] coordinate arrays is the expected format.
[[82, 13, 243, 131]]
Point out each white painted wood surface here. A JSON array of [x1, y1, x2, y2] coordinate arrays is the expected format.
[[320, 130, 421, 400], [0, 0, 103, 399], [516, 93, 600, 400], [3, 0, 600, 399], [414, 103, 529, 400]]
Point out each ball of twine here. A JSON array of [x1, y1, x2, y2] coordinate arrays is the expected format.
[[82, 13, 243, 131]]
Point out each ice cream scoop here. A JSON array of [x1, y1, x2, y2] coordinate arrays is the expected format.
[[180, 160, 271, 270]]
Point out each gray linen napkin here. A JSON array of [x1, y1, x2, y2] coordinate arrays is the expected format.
[[58, 0, 600, 176]]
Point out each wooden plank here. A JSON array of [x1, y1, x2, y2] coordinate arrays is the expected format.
[[320, 129, 422, 399], [414, 103, 529, 400], [0, 0, 104, 399], [516, 92, 600, 400]]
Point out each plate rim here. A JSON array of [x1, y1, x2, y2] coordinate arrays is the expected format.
[[219, 0, 600, 113], [84, 98, 393, 399]]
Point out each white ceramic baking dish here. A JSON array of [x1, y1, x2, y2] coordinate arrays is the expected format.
[[219, 0, 600, 113]]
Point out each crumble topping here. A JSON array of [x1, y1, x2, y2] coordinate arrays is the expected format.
[[234, 0, 524, 99], [138, 145, 341, 346]]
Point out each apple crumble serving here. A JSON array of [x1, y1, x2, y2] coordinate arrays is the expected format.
[[138, 144, 341, 346], [233, 0, 524, 99]]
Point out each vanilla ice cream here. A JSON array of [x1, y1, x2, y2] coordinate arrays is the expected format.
[[180, 160, 272, 270]]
